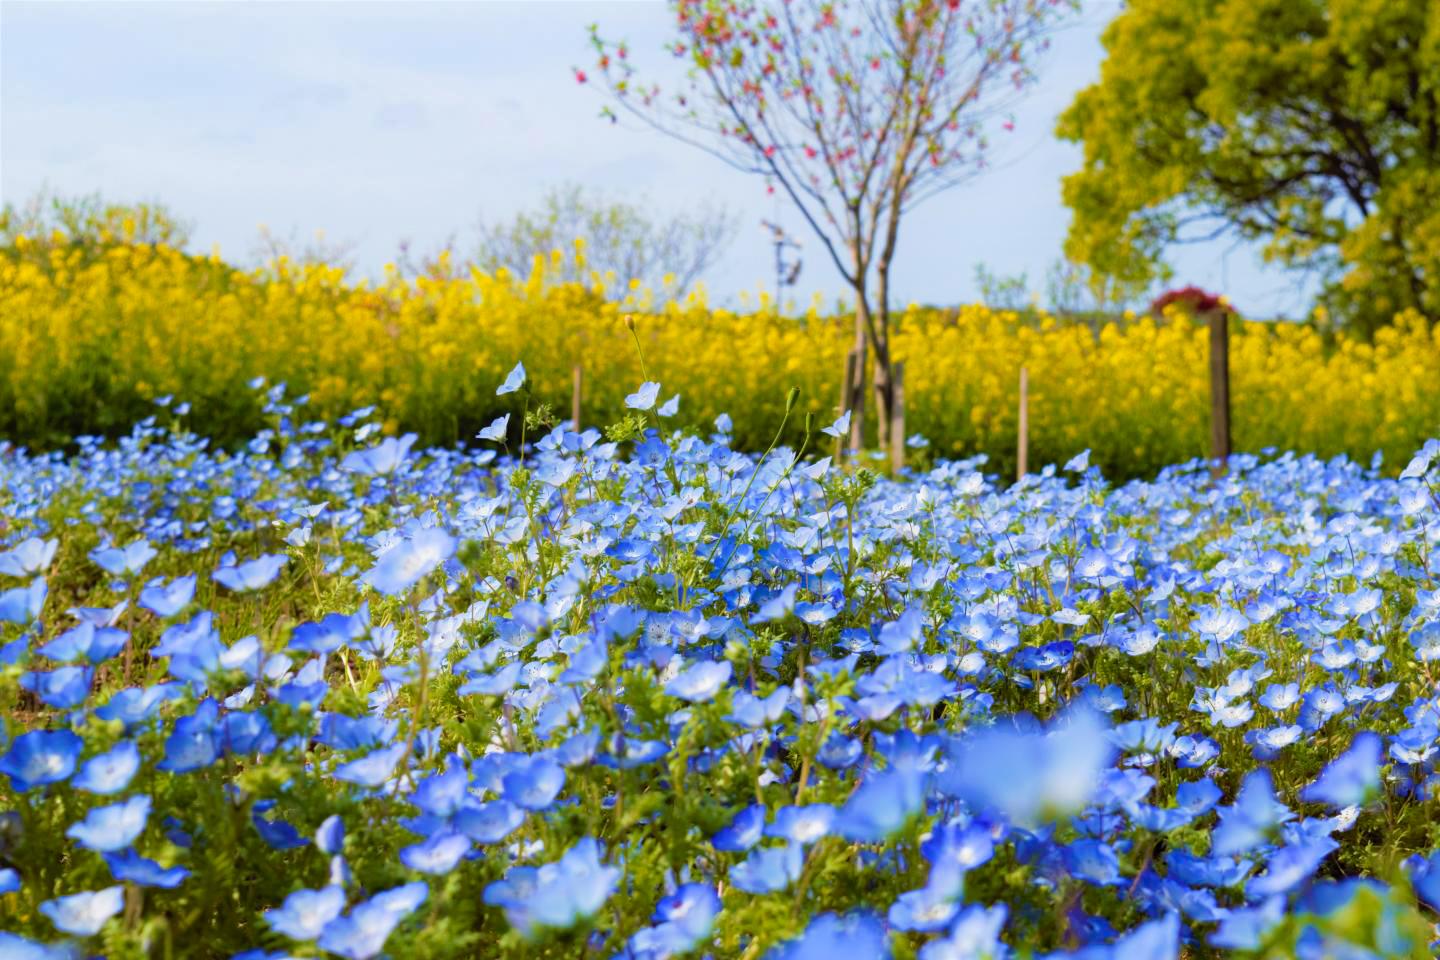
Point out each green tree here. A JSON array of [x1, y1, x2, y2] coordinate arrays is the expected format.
[[1057, 0, 1440, 335], [0, 188, 192, 270], [473, 183, 738, 296]]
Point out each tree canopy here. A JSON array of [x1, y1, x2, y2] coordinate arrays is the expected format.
[[1058, 0, 1439, 333]]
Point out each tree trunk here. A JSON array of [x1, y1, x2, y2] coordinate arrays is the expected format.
[[871, 259, 894, 453], [847, 294, 869, 452]]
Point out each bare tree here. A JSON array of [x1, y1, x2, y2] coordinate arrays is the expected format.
[[474, 183, 738, 296], [585, 0, 1073, 448]]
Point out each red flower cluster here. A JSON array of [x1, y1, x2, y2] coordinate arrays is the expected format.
[[1150, 286, 1229, 315]]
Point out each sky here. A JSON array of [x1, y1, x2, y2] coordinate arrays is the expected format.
[[1, 1, 1315, 317]]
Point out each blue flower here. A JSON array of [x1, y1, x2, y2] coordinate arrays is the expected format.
[[157, 699, 221, 774], [766, 912, 889, 960], [454, 799, 526, 844], [139, 575, 197, 618], [664, 659, 732, 703], [399, 831, 471, 875], [820, 410, 851, 439], [629, 884, 721, 958], [264, 885, 346, 941], [501, 754, 566, 811], [213, 554, 288, 592], [103, 849, 190, 889], [315, 814, 345, 855], [67, 794, 151, 853], [484, 838, 618, 938], [0, 536, 57, 576], [363, 528, 456, 596], [39, 886, 124, 936], [766, 805, 836, 846], [712, 804, 766, 852], [1300, 731, 1382, 809], [477, 415, 509, 443], [624, 381, 662, 410], [918, 903, 1009, 960], [90, 540, 157, 577], [317, 882, 427, 960], [730, 842, 804, 894], [1212, 769, 1293, 856], [0, 867, 19, 894], [0, 577, 47, 625], [332, 743, 408, 788], [496, 362, 526, 396], [20, 666, 94, 710], [1, 729, 83, 791], [834, 770, 925, 843], [72, 741, 141, 795], [38, 622, 127, 664], [342, 433, 418, 476]]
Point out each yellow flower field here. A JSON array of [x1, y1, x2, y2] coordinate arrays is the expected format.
[[3, 236, 1438, 480]]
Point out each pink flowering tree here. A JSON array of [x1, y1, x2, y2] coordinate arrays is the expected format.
[[583, 0, 1074, 449]]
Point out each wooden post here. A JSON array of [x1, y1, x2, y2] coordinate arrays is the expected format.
[[837, 351, 856, 460], [571, 365, 583, 431], [846, 349, 866, 453], [1017, 365, 1029, 482], [888, 362, 906, 474], [1208, 309, 1231, 478]]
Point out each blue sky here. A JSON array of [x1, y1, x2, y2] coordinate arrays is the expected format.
[[2, 1, 1314, 316]]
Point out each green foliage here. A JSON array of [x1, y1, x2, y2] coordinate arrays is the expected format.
[[1058, 0, 1440, 335]]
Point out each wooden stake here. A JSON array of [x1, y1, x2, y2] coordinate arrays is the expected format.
[[888, 361, 906, 474], [1017, 365, 1029, 482], [1208, 310, 1231, 478], [846, 349, 866, 454], [572, 364, 583, 431]]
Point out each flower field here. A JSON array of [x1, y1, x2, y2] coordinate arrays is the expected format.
[[3, 365, 1440, 959], [4, 237, 1440, 480]]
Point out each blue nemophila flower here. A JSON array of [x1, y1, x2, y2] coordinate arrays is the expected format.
[[264, 885, 346, 941], [0, 867, 19, 894], [342, 433, 418, 476], [936, 705, 1113, 824], [454, 799, 526, 844], [0, 536, 58, 576], [625, 381, 661, 411], [21, 666, 94, 710], [290, 611, 365, 655], [1212, 769, 1293, 856], [139, 574, 197, 618], [820, 410, 851, 439], [317, 882, 428, 960], [90, 539, 156, 577], [766, 911, 889, 960], [713, 804, 765, 852], [501, 754, 566, 810], [158, 700, 221, 773], [657, 393, 680, 417], [1300, 731, 1382, 808], [496, 362, 526, 396], [730, 842, 804, 894], [333, 743, 408, 788], [918, 903, 1009, 960], [103, 849, 190, 889], [0, 577, 47, 624], [67, 794, 151, 853], [477, 415, 509, 443], [728, 687, 789, 728], [363, 527, 456, 596], [664, 659, 732, 703], [399, 831, 471, 875], [835, 770, 925, 843], [767, 805, 836, 846], [316, 815, 345, 855], [628, 883, 721, 958], [39, 886, 124, 936], [213, 554, 287, 592], [1, 729, 83, 791], [38, 621, 127, 664], [484, 837, 619, 938], [1245, 838, 1338, 898], [72, 741, 141, 795]]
